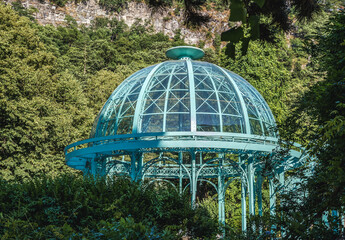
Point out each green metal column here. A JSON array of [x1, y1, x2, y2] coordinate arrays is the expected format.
[[323, 211, 329, 227], [100, 158, 107, 176], [218, 155, 225, 225], [279, 172, 285, 237], [341, 207, 345, 231], [279, 172, 285, 188], [248, 158, 255, 216], [191, 151, 197, 208], [269, 177, 276, 216], [256, 174, 263, 217], [179, 152, 183, 195], [240, 155, 247, 232], [130, 153, 137, 181], [241, 176, 247, 232], [341, 207, 345, 232], [137, 154, 143, 181], [91, 159, 97, 176]]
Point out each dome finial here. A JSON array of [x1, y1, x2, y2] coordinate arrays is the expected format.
[[166, 46, 205, 60]]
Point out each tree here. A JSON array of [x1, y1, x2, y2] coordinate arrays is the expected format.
[[1, 4, 192, 181], [268, 7, 345, 239], [300, 7, 345, 218], [0, 4, 92, 181]]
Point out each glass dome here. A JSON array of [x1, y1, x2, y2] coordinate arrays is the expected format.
[[90, 51, 276, 139]]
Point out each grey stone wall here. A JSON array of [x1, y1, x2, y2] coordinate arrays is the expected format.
[[4, 0, 229, 48]]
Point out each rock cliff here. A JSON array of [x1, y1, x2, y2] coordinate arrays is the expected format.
[[4, 0, 229, 48]]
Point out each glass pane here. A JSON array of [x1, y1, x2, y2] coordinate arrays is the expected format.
[[193, 63, 208, 74], [249, 118, 262, 135], [197, 114, 220, 132], [117, 117, 133, 135], [263, 122, 276, 137], [196, 91, 218, 113], [127, 93, 139, 102], [143, 91, 166, 114], [92, 65, 156, 137], [119, 101, 135, 117], [174, 62, 187, 74], [194, 75, 213, 90], [99, 106, 118, 136], [218, 92, 241, 116], [167, 90, 190, 113], [166, 114, 191, 131], [222, 115, 244, 133], [150, 75, 169, 91], [129, 81, 144, 95], [170, 74, 188, 90], [105, 118, 116, 136], [156, 64, 174, 75], [243, 96, 259, 119], [141, 114, 163, 133], [228, 71, 277, 135]]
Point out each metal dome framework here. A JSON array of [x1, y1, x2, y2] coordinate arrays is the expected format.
[[65, 46, 305, 231]]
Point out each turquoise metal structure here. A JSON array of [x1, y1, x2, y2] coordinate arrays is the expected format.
[[65, 46, 306, 231]]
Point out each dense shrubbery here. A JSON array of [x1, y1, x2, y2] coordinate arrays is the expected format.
[[0, 174, 219, 239]]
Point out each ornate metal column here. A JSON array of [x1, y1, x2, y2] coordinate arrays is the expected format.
[[137, 154, 143, 181], [240, 155, 248, 232], [130, 152, 143, 181], [91, 159, 97, 176], [269, 177, 276, 216], [191, 151, 197, 208], [256, 173, 263, 217], [248, 158, 255, 216], [218, 155, 225, 225], [241, 175, 247, 232], [179, 152, 183, 195], [323, 211, 329, 227], [130, 153, 137, 181], [279, 171, 285, 191]]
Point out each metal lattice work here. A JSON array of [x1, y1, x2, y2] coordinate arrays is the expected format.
[[65, 46, 306, 231], [89, 50, 276, 137]]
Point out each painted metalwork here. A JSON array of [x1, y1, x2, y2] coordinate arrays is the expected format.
[[65, 46, 307, 233]]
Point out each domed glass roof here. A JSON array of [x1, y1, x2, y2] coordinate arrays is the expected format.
[[90, 48, 276, 139]]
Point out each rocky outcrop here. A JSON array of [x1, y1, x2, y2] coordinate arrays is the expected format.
[[4, 0, 229, 48]]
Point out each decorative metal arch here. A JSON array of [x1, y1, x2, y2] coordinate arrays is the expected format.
[[143, 178, 179, 193]]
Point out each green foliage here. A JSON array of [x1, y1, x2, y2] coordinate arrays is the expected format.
[[299, 8, 345, 213], [98, 0, 127, 12], [0, 4, 90, 181], [221, 0, 322, 58], [220, 37, 315, 125], [10, 0, 37, 20], [0, 175, 219, 239], [262, 7, 345, 239], [0, 4, 186, 181]]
